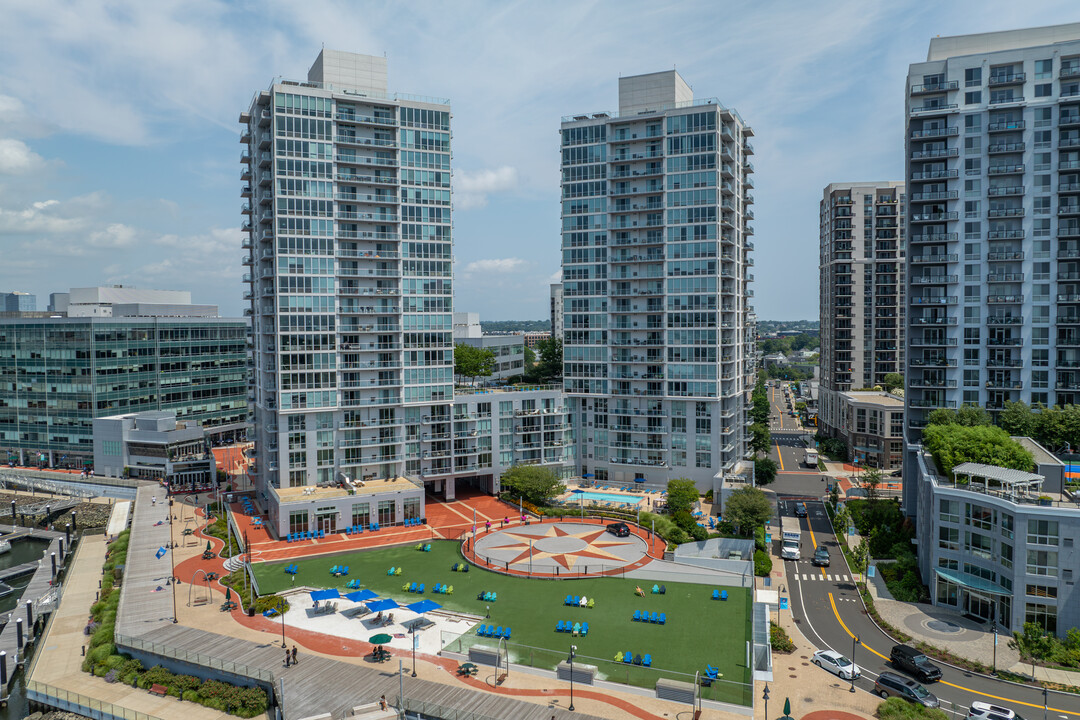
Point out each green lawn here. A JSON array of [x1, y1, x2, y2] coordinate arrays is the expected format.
[[253, 541, 752, 706]]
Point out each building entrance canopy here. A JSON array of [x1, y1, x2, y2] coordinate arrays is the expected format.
[[934, 568, 1011, 596]]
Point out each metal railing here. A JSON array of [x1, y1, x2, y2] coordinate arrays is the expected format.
[[114, 633, 274, 683], [25, 681, 164, 720]]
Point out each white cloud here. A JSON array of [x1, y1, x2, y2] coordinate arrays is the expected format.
[[88, 223, 138, 248], [461, 257, 527, 275], [454, 166, 518, 209], [0, 139, 44, 174], [0, 199, 84, 235], [548, 270, 562, 284]]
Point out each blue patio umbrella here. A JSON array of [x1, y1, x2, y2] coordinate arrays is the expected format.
[[406, 599, 442, 614], [310, 588, 340, 602], [345, 589, 378, 602], [582, 473, 594, 478], [367, 598, 399, 612], [633, 476, 646, 483]]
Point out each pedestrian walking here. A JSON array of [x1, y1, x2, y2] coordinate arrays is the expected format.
[[284, 649, 291, 667], [291, 645, 298, 665], [379, 695, 387, 710], [485, 520, 491, 532], [152, 496, 157, 506]]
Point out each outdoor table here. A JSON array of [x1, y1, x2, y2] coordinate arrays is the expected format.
[[458, 663, 478, 676]]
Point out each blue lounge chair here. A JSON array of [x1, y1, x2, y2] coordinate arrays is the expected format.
[[343, 566, 349, 576], [581, 622, 588, 636], [633, 610, 641, 621], [503, 627, 511, 639], [494, 626, 503, 638], [477, 625, 485, 636], [650, 612, 658, 623], [633, 654, 643, 666], [721, 590, 728, 601], [330, 565, 338, 574], [409, 582, 417, 592], [652, 584, 660, 594], [388, 567, 395, 576], [565, 595, 573, 606], [418, 583, 425, 593], [642, 654, 652, 667], [624, 651, 633, 663], [434, 583, 442, 593], [556, 620, 565, 632], [659, 612, 666, 624], [424, 544, 431, 552], [572, 595, 580, 605], [659, 585, 666, 595], [318, 529, 325, 539], [491, 592, 497, 601], [712, 589, 720, 600]]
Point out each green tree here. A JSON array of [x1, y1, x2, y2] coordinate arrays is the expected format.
[[997, 400, 1035, 438], [923, 423, 1034, 477], [500, 466, 563, 507], [665, 478, 700, 516], [724, 487, 772, 536], [955, 404, 993, 427], [925, 408, 957, 427], [454, 343, 495, 385], [883, 373, 903, 393], [754, 457, 777, 485], [749, 422, 772, 457], [860, 468, 883, 502], [1034, 404, 1067, 451], [523, 345, 536, 366], [535, 337, 563, 381]]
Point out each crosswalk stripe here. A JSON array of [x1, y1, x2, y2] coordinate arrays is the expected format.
[[827, 574, 834, 581]]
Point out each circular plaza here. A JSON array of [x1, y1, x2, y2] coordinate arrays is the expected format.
[[470, 520, 652, 577]]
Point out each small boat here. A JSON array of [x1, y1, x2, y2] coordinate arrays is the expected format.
[[0, 539, 10, 555], [0, 582, 12, 598]]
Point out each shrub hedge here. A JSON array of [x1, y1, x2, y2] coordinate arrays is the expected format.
[[83, 529, 269, 717]]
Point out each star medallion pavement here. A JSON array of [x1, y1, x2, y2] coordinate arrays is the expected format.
[[482, 524, 638, 570]]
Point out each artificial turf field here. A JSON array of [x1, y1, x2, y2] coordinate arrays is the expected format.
[[252, 540, 752, 705]]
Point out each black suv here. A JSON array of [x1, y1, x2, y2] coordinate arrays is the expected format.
[[890, 645, 942, 682], [794, 503, 808, 518], [812, 547, 830, 567], [874, 671, 939, 707], [606, 522, 631, 537]]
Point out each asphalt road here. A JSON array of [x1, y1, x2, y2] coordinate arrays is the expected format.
[[778, 498, 1080, 719]]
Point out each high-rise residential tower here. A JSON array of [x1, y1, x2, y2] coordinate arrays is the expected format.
[[903, 24, 1080, 437], [242, 51, 455, 515], [560, 70, 755, 492], [903, 25, 1080, 636], [818, 182, 906, 440]]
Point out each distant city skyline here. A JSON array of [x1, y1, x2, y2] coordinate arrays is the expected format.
[[2, 1, 1079, 320]]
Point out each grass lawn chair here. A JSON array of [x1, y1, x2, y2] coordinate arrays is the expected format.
[[556, 621, 565, 633], [614, 651, 623, 662], [721, 590, 728, 601], [651, 584, 660, 594], [581, 622, 588, 636], [394, 567, 402, 575], [712, 589, 720, 600], [642, 654, 652, 667], [587, 598, 595, 609], [633, 610, 641, 621]]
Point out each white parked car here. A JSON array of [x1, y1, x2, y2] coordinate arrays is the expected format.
[[967, 702, 1023, 720], [812, 649, 861, 680]]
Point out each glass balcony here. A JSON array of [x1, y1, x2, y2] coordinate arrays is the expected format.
[[988, 73, 1025, 86], [910, 80, 959, 95], [988, 121, 1025, 133]]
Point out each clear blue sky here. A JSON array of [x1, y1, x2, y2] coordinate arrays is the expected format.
[[1, 0, 1077, 319]]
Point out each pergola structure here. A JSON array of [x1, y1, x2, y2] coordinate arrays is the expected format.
[[950, 462, 1045, 502]]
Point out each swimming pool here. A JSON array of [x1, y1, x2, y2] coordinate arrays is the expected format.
[[569, 489, 643, 506]]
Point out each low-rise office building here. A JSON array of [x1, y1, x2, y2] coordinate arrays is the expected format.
[[452, 312, 526, 381], [0, 315, 248, 469], [93, 410, 216, 491], [821, 391, 905, 470], [911, 437, 1076, 638]]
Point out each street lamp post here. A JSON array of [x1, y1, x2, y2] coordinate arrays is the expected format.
[[763, 684, 770, 720], [568, 644, 577, 712], [850, 635, 859, 693], [411, 631, 418, 678], [280, 599, 287, 648], [1043, 686, 1048, 720], [992, 598, 998, 675]]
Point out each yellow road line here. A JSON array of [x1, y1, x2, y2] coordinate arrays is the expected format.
[[827, 593, 1080, 716], [806, 520, 826, 575], [775, 441, 785, 471]]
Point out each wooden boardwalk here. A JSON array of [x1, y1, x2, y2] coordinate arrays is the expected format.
[[114, 486, 606, 720], [0, 561, 41, 582]]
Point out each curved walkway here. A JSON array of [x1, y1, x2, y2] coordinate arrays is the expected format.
[[173, 510, 682, 720], [462, 515, 665, 578]]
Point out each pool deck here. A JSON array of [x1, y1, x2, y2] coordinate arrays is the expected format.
[[554, 481, 666, 512]]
